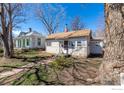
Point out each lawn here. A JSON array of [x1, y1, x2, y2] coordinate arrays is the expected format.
[[0, 49, 53, 73], [0, 55, 103, 85], [0, 48, 103, 85]]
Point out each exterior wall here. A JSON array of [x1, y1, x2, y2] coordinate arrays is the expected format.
[[68, 37, 88, 58], [46, 37, 89, 58], [15, 36, 45, 49], [46, 39, 60, 54], [90, 40, 103, 54]]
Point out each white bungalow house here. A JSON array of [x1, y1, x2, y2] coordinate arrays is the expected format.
[[46, 28, 104, 58], [15, 28, 45, 49]]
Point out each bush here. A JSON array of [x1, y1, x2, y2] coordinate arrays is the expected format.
[[50, 56, 74, 70], [0, 48, 3, 53]]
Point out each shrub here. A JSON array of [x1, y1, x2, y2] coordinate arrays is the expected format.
[[0, 48, 3, 53], [50, 56, 74, 70]]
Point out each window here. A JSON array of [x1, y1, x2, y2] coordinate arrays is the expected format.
[[64, 41, 68, 48], [47, 41, 51, 46], [26, 39, 30, 46], [18, 40, 20, 47], [82, 41, 86, 46], [19, 40, 21, 47], [59, 41, 64, 47], [37, 38, 41, 46], [77, 41, 81, 46], [23, 39, 25, 47], [71, 42, 75, 47], [69, 41, 75, 48]]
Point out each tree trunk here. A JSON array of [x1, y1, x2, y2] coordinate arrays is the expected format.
[[8, 4, 14, 57], [99, 4, 124, 85], [9, 30, 13, 57], [3, 37, 10, 58], [1, 30, 10, 58], [0, 3, 11, 58]]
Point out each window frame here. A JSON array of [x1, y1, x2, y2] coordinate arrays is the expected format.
[[47, 41, 51, 46], [77, 41, 82, 47], [37, 38, 41, 46]]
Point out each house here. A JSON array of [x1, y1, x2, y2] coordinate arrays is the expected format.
[[46, 27, 104, 58], [90, 38, 104, 55], [0, 38, 3, 48], [15, 28, 45, 49]]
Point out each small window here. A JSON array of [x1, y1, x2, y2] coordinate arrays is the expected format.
[[26, 39, 30, 46], [23, 39, 25, 47], [77, 41, 81, 46], [82, 41, 86, 46], [69, 41, 75, 48], [72, 42, 75, 47], [47, 41, 51, 46], [18, 40, 20, 47], [59, 41, 64, 47], [37, 38, 41, 46]]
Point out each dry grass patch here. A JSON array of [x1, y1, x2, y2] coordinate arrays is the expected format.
[[0, 57, 29, 73]]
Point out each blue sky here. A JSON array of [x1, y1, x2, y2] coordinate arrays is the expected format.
[[14, 3, 105, 36]]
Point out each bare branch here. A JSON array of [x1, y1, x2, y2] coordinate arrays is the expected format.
[[71, 16, 86, 31], [35, 4, 65, 34]]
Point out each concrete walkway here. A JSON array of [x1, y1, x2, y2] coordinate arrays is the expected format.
[[0, 58, 53, 79]]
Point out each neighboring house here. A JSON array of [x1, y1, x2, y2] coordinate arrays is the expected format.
[[15, 28, 45, 49], [0, 38, 3, 48], [46, 28, 104, 58]]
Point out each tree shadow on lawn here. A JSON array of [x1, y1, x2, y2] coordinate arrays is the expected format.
[[1, 65, 63, 85], [13, 49, 54, 63], [0, 54, 102, 85], [12, 55, 54, 63]]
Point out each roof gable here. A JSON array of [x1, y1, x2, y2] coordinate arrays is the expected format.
[[18, 31, 42, 37]]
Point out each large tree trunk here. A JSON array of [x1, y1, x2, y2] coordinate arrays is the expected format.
[[99, 3, 124, 85], [9, 30, 13, 57], [0, 3, 11, 58], [2, 35, 10, 58], [8, 4, 14, 57]]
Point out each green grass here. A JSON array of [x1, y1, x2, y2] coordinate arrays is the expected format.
[[10, 65, 49, 85], [0, 49, 102, 85], [49, 56, 74, 70], [0, 49, 54, 73], [0, 58, 29, 72]]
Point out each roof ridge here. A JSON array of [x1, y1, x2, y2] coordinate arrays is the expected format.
[[48, 29, 91, 36], [47, 29, 91, 39]]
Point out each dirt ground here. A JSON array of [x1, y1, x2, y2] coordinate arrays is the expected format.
[[0, 55, 102, 85]]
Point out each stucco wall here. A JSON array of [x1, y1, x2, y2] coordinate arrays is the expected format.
[[46, 37, 89, 58], [46, 40, 60, 54]]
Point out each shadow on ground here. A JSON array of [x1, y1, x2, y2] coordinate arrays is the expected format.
[[0, 56, 102, 85]]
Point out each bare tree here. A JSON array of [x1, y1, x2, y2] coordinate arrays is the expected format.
[[95, 15, 105, 39], [71, 16, 85, 31], [35, 4, 65, 34], [0, 3, 25, 58], [98, 3, 124, 85]]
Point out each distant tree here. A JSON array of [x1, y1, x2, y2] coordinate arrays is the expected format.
[[35, 4, 65, 35], [0, 3, 25, 58], [71, 16, 85, 31], [95, 15, 105, 38]]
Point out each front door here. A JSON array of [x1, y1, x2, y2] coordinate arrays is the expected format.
[[64, 41, 68, 54]]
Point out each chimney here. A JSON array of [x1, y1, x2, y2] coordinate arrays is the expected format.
[[29, 28, 32, 32], [64, 24, 68, 32]]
